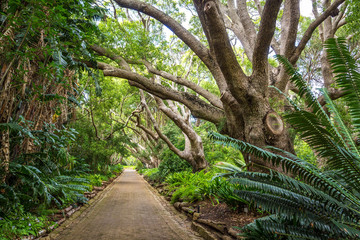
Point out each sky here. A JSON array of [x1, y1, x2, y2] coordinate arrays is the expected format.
[[301, 0, 314, 18]]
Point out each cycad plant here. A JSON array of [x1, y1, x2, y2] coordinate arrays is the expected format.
[[209, 38, 360, 239]]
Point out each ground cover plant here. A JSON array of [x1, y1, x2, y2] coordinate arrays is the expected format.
[[0, 161, 123, 239], [165, 169, 216, 203], [209, 38, 360, 239]]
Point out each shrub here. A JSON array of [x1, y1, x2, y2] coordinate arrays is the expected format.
[[0, 206, 53, 239], [165, 170, 217, 203], [135, 161, 144, 171], [157, 155, 191, 179], [142, 168, 162, 182]]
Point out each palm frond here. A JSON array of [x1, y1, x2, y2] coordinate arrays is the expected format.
[[241, 214, 349, 240], [209, 131, 360, 210], [276, 55, 328, 121], [285, 111, 360, 190], [210, 38, 360, 239], [325, 38, 360, 135], [321, 88, 359, 156], [277, 55, 348, 153]]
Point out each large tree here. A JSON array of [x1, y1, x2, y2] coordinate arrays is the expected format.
[[86, 0, 346, 170]]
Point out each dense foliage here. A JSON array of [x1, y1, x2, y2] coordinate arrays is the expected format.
[[0, 1, 127, 238], [209, 38, 360, 239], [1, 0, 359, 239]]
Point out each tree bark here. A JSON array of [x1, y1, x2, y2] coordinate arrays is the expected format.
[[88, 0, 346, 172], [139, 90, 208, 171]]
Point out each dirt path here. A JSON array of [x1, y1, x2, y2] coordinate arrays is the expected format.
[[51, 169, 202, 240]]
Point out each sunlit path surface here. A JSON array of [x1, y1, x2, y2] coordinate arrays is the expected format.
[[53, 169, 201, 240]]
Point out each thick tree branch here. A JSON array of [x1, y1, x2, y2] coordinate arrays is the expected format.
[[132, 115, 159, 142], [252, 0, 282, 88], [224, 0, 256, 61], [235, 0, 257, 48], [81, 60, 225, 124], [318, 89, 346, 106], [150, 94, 207, 170], [114, 0, 238, 114], [139, 90, 186, 158], [280, 0, 300, 57], [154, 97, 198, 144], [89, 44, 131, 70], [253, 0, 263, 14], [203, 1, 248, 103], [127, 124, 152, 148], [333, 3, 347, 31], [89, 43, 224, 110], [141, 59, 223, 109], [123, 105, 142, 127], [113, 0, 211, 66], [291, 0, 345, 63]]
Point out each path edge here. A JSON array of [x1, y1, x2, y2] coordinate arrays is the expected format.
[[38, 172, 124, 240]]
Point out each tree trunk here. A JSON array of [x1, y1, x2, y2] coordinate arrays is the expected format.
[[222, 95, 293, 171], [0, 129, 10, 183]]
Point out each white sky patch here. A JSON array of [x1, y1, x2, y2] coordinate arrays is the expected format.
[[163, 1, 315, 42], [300, 0, 314, 18]]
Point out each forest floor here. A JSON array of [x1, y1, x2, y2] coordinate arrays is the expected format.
[[44, 169, 202, 240]]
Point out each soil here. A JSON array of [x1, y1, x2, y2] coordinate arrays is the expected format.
[[195, 199, 265, 232], [147, 178, 266, 238]]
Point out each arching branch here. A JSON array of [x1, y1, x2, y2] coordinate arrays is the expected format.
[[291, 0, 345, 63], [81, 60, 225, 124], [113, 0, 211, 66], [252, 0, 282, 92]]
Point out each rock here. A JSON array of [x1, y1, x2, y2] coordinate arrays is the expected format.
[[64, 206, 73, 212], [56, 218, 66, 226], [156, 183, 166, 188], [191, 222, 218, 240], [66, 209, 76, 217], [173, 202, 181, 209], [243, 207, 249, 213], [21, 236, 34, 240], [182, 207, 194, 215], [179, 202, 191, 208], [196, 219, 227, 234], [102, 181, 109, 185], [93, 186, 104, 191], [228, 228, 241, 239], [193, 212, 200, 221], [38, 229, 46, 237], [39, 237, 50, 240], [52, 213, 64, 220], [221, 236, 233, 240], [165, 196, 171, 201]]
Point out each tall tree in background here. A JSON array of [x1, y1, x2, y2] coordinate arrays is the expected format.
[[86, 0, 346, 170], [139, 90, 207, 170], [0, 0, 103, 182]]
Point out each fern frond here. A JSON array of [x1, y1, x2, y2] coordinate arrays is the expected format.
[[325, 38, 360, 135], [208, 131, 360, 206], [276, 55, 328, 120], [321, 88, 359, 156]]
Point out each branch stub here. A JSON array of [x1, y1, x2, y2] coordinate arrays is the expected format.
[[265, 111, 284, 135]]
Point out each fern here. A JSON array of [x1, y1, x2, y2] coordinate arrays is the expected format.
[[325, 38, 360, 135], [209, 39, 360, 239]]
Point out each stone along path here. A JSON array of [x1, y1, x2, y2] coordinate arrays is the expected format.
[[52, 169, 202, 240]]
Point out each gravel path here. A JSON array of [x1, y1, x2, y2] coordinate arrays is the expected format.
[[53, 169, 201, 240]]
